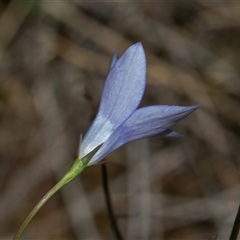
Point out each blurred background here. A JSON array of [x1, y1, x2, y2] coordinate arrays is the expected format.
[[1, 1, 240, 239]]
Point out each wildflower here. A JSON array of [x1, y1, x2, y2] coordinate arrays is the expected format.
[[14, 43, 199, 240], [79, 42, 199, 165]]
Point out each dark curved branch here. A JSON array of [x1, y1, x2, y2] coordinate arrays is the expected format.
[[101, 164, 123, 240], [229, 203, 240, 240]]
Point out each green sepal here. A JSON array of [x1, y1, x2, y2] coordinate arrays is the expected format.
[[61, 144, 102, 184]]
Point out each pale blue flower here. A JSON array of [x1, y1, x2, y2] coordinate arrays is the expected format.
[[79, 43, 199, 165]]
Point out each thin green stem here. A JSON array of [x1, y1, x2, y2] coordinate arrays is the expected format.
[[13, 158, 85, 240], [14, 145, 101, 240], [13, 179, 66, 240], [13, 159, 85, 240], [229, 203, 240, 240]]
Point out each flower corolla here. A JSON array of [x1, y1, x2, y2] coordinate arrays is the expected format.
[[79, 43, 199, 165]]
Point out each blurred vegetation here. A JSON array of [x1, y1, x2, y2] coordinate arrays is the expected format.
[[1, 1, 240, 239]]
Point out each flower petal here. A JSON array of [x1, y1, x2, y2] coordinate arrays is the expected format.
[[88, 105, 198, 164], [110, 50, 118, 68], [116, 105, 199, 142], [80, 42, 146, 158], [99, 42, 146, 125], [159, 129, 184, 138]]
